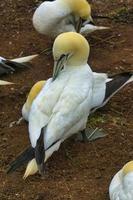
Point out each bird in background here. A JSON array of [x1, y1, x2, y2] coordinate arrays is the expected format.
[[109, 161, 133, 200], [0, 54, 38, 77], [33, 0, 109, 38], [0, 54, 38, 85], [7, 32, 95, 178]]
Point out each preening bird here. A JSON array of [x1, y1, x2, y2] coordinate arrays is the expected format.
[[21, 72, 133, 122], [33, 0, 108, 38], [7, 32, 94, 178], [0, 54, 38, 77], [9, 32, 133, 178], [109, 161, 133, 200]]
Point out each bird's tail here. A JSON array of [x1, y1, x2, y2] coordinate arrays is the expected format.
[[104, 72, 133, 101], [11, 54, 38, 63], [7, 146, 35, 174], [0, 80, 14, 85], [125, 72, 133, 84], [91, 72, 133, 113]]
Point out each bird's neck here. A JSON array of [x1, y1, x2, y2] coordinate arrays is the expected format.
[[64, 63, 89, 71]]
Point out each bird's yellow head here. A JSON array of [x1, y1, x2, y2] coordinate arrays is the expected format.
[[63, 0, 92, 21], [122, 161, 133, 176], [52, 32, 90, 80], [53, 32, 90, 65]]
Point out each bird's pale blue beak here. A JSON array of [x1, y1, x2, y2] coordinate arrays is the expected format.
[[83, 16, 95, 26], [53, 54, 68, 81]]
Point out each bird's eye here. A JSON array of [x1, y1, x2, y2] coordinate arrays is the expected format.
[[59, 54, 69, 61]]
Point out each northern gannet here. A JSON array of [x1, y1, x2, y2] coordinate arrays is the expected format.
[[33, 0, 108, 38], [7, 32, 94, 178], [109, 161, 133, 200], [0, 54, 38, 77]]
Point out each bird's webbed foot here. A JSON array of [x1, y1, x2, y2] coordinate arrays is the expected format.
[[76, 128, 107, 142]]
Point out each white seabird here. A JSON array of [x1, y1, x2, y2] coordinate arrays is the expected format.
[[33, 0, 108, 38], [7, 32, 94, 178]]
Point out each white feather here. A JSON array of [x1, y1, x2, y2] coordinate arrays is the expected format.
[[91, 72, 107, 109], [11, 54, 38, 63]]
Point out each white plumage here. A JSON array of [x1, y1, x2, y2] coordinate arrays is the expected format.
[[24, 32, 93, 177], [109, 161, 133, 200], [33, 0, 108, 38], [22, 72, 133, 122], [7, 32, 133, 179]]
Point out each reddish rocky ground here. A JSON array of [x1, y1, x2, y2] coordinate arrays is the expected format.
[[0, 0, 133, 199]]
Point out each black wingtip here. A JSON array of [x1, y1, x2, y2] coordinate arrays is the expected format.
[[108, 71, 133, 79], [7, 146, 34, 174], [0, 60, 30, 77], [35, 127, 46, 175], [90, 71, 133, 113], [6, 60, 30, 69], [105, 71, 133, 100]]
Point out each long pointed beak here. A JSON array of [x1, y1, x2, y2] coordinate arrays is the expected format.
[[53, 55, 68, 81], [75, 18, 83, 32], [83, 16, 95, 26], [35, 127, 46, 176]]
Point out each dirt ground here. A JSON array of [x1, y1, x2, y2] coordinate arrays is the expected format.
[[0, 0, 133, 199]]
